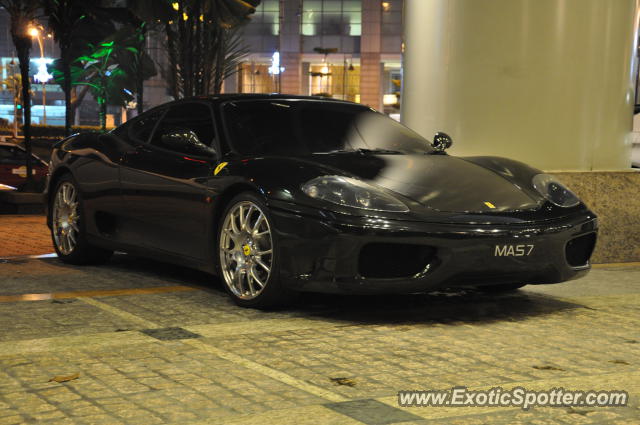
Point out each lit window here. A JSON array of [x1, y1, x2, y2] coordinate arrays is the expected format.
[[302, 0, 362, 37]]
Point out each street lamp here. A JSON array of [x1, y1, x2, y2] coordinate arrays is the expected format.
[[28, 26, 52, 125]]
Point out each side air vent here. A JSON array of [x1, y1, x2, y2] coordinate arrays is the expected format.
[[565, 233, 596, 267]]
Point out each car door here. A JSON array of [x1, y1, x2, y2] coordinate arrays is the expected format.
[[119, 101, 218, 260]]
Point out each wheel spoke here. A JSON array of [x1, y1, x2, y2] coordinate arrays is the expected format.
[[233, 268, 243, 293], [252, 213, 265, 234], [230, 211, 241, 235], [255, 258, 270, 273], [238, 205, 245, 230], [243, 205, 255, 230], [250, 267, 265, 288], [63, 184, 72, 203], [62, 233, 70, 253], [246, 272, 256, 296], [255, 249, 272, 256]]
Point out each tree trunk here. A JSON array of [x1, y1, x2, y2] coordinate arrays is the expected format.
[[165, 22, 180, 99], [16, 44, 34, 191], [214, 27, 225, 94], [99, 96, 107, 131], [62, 52, 73, 136], [12, 102, 18, 138], [136, 23, 146, 115]]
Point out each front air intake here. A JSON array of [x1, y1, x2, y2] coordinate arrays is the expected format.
[[358, 243, 436, 279], [565, 233, 596, 267]]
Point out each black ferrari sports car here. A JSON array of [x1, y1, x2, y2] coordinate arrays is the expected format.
[[45, 95, 598, 307]]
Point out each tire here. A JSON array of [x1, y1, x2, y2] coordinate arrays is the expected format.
[[50, 174, 113, 265], [476, 283, 527, 293], [216, 192, 295, 308]]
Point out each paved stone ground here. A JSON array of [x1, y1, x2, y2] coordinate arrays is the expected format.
[[0, 216, 638, 424], [0, 215, 52, 257]]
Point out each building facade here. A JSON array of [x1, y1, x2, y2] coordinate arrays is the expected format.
[[0, 1, 403, 127], [231, 0, 403, 116]]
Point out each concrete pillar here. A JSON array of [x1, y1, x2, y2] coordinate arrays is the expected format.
[[280, 52, 302, 94], [223, 70, 238, 94], [402, 0, 639, 170], [279, 0, 302, 95], [360, 0, 383, 110], [301, 62, 310, 95]]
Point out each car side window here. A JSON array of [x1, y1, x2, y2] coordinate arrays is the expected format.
[[127, 108, 165, 145], [0, 146, 28, 164], [150, 102, 216, 157]]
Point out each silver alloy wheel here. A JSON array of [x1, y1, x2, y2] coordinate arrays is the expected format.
[[219, 200, 274, 300], [52, 181, 80, 255]]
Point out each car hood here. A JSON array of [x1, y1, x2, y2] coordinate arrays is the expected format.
[[307, 153, 542, 213]]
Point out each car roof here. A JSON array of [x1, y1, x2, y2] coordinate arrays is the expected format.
[[163, 94, 358, 108], [0, 142, 23, 149], [0, 142, 46, 163]]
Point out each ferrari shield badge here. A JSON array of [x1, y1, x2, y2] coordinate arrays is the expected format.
[[214, 162, 228, 176]]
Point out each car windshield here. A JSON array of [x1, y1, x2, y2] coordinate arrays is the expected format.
[[223, 100, 433, 156]]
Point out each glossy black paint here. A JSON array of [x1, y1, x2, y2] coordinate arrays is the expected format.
[[45, 94, 597, 293]]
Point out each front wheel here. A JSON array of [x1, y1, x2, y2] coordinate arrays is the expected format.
[[50, 174, 112, 265], [217, 192, 294, 308]]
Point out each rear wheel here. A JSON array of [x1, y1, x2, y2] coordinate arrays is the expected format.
[[476, 283, 527, 293], [50, 174, 112, 264], [217, 192, 294, 308]]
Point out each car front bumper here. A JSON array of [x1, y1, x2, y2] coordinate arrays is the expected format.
[[268, 202, 598, 294]]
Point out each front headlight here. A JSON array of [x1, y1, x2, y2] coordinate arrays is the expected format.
[[532, 174, 580, 208], [302, 176, 409, 212]]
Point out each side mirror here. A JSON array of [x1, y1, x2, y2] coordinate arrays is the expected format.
[[160, 128, 217, 158], [432, 132, 452, 153]]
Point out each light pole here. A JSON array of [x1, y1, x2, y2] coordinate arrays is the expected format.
[[28, 27, 51, 125], [7, 58, 19, 138]]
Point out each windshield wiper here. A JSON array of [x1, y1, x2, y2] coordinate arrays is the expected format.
[[321, 148, 404, 155]]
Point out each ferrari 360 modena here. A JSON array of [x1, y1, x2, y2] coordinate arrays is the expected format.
[[45, 95, 598, 307]]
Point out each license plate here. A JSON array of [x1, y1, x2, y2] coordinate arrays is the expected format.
[[494, 244, 534, 257]]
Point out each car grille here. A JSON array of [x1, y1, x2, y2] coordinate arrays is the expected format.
[[358, 243, 436, 279]]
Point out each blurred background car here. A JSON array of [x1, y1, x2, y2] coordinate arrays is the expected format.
[[0, 142, 48, 191]]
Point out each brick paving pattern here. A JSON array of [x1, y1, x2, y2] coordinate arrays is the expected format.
[[0, 216, 638, 424], [0, 215, 52, 257]]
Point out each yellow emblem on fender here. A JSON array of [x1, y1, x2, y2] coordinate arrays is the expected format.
[[243, 245, 251, 256], [214, 162, 228, 176], [484, 201, 496, 209]]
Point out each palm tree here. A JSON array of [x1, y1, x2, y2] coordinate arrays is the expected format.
[[0, 0, 40, 191], [43, 0, 111, 136], [157, 0, 261, 98], [71, 27, 156, 130], [106, 2, 168, 116]]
